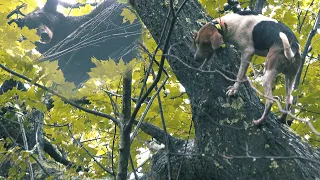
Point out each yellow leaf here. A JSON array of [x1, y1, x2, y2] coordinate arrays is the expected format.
[[96, 149, 107, 156], [121, 8, 137, 24], [56, 81, 76, 97], [41, 61, 65, 84], [20, 40, 36, 50], [21, 26, 40, 42], [21, 151, 29, 159], [0, 13, 7, 25], [89, 57, 122, 79], [118, 58, 126, 72]]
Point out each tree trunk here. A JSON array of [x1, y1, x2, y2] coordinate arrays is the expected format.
[[131, 0, 320, 179]]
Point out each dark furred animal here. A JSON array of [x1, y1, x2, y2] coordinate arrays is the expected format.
[[21, 0, 141, 85], [193, 11, 301, 126], [252, 21, 299, 52]]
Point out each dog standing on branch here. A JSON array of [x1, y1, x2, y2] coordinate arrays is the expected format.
[[193, 11, 301, 126]]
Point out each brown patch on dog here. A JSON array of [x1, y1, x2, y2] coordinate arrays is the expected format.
[[210, 32, 224, 50], [193, 23, 224, 61]]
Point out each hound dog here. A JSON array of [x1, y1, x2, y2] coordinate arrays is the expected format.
[[193, 11, 301, 126]]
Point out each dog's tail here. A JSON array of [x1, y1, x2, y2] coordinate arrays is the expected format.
[[279, 32, 295, 59]]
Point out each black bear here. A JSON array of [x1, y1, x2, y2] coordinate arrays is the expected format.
[[14, 0, 141, 85]]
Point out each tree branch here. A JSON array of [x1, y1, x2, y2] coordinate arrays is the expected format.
[[30, 154, 50, 177], [253, 0, 266, 13], [117, 69, 133, 180], [58, 1, 98, 9], [0, 64, 120, 126], [17, 115, 34, 180], [137, 121, 185, 150], [298, 0, 315, 33], [294, 9, 320, 90], [43, 139, 74, 167], [126, 0, 184, 129], [144, 44, 172, 179]]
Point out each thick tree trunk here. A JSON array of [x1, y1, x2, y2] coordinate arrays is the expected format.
[[131, 0, 320, 179]]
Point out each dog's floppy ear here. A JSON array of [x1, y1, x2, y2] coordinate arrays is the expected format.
[[210, 32, 224, 50]]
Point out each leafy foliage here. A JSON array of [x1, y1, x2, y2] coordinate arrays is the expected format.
[[0, 0, 319, 179], [0, 0, 192, 179]]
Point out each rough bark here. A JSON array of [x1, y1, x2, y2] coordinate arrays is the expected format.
[[253, 0, 266, 14], [131, 0, 320, 179], [117, 70, 133, 180]]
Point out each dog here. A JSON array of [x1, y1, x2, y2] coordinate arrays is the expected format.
[[193, 11, 302, 126]]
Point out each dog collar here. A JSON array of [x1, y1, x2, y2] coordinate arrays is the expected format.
[[211, 20, 224, 36], [211, 20, 226, 49]]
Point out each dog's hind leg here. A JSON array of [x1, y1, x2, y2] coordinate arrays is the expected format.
[[278, 73, 296, 123], [253, 69, 278, 126]]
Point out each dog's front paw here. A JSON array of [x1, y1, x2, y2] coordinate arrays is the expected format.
[[226, 86, 238, 96]]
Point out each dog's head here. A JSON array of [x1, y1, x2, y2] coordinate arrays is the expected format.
[[193, 22, 225, 62]]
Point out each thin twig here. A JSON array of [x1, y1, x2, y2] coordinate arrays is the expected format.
[[129, 154, 139, 180], [156, 79, 171, 180], [30, 154, 50, 176], [247, 80, 320, 136], [301, 53, 313, 85], [130, 77, 169, 142], [111, 123, 117, 178], [127, 156, 151, 179], [0, 117, 18, 145], [106, 89, 121, 117], [136, 15, 169, 102], [6, 3, 26, 19], [137, 42, 169, 77], [294, 9, 320, 90], [126, 0, 188, 130], [17, 115, 34, 180], [147, 51, 172, 180], [58, 1, 98, 8], [104, 89, 149, 104], [298, 0, 315, 33]]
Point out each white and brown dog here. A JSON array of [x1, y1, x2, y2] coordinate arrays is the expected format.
[[193, 11, 301, 126]]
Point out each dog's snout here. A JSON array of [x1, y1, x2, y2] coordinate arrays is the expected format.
[[194, 52, 204, 62], [194, 49, 212, 62]]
